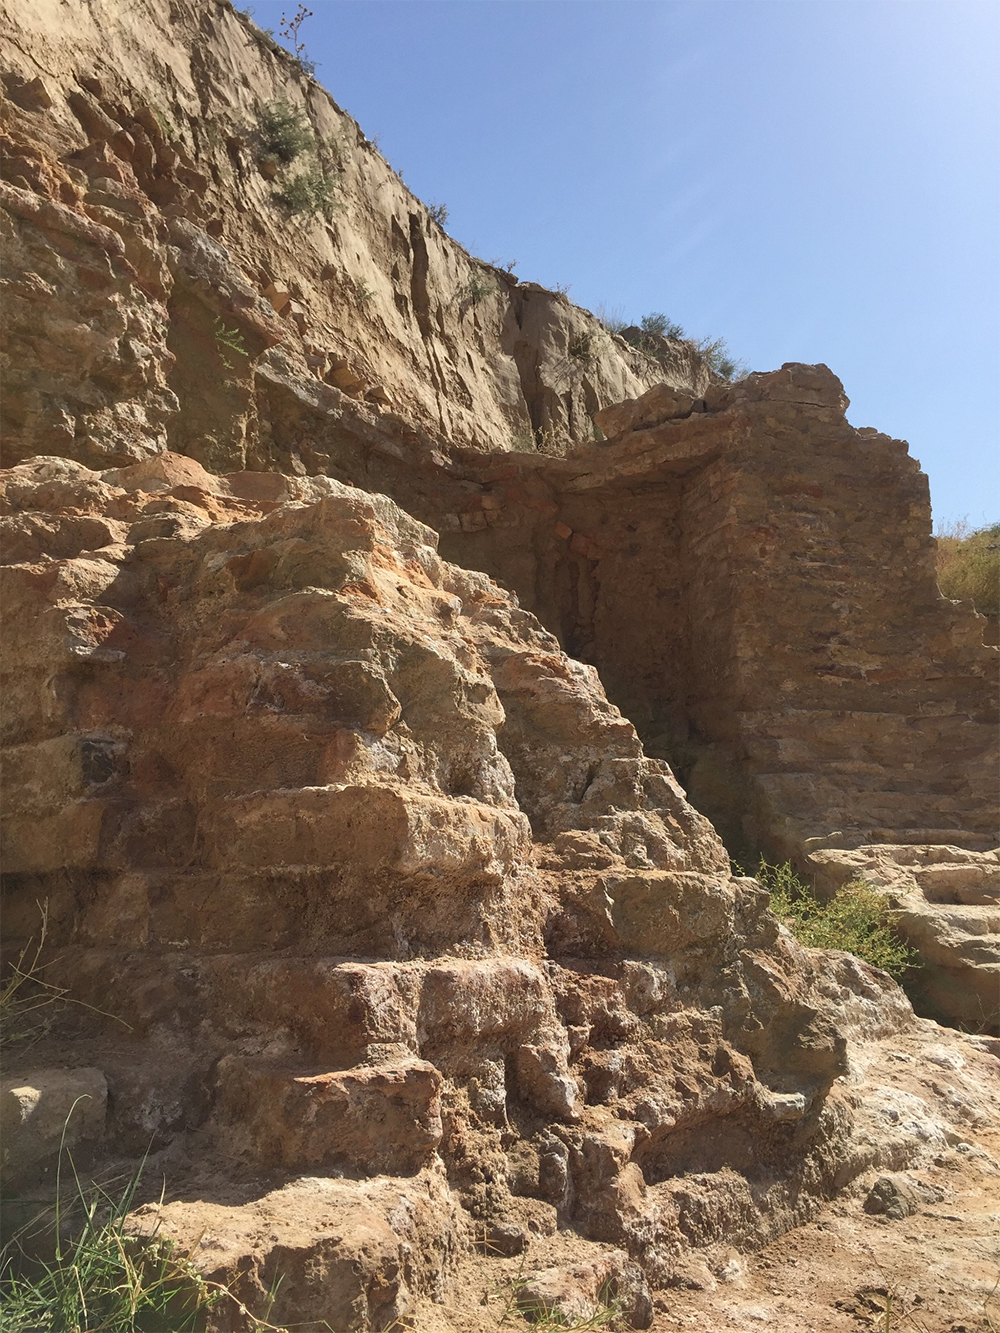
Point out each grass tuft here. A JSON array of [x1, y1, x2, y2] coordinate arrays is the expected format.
[[0, 1131, 292, 1332], [0, 903, 66, 1050]]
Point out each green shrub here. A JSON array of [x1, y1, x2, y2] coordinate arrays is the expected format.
[[213, 317, 249, 372], [693, 334, 747, 382], [274, 167, 335, 217], [427, 201, 449, 227], [751, 860, 918, 980], [255, 100, 314, 164], [640, 312, 684, 340], [459, 270, 496, 307], [936, 520, 1000, 619]]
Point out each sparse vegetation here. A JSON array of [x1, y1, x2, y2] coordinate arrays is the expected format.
[[935, 520, 999, 621], [278, 4, 316, 76], [275, 166, 336, 217], [568, 330, 598, 360], [0, 1130, 294, 1333], [350, 276, 375, 306], [1, 944, 299, 1332], [0, 903, 64, 1050], [480, 1260, 623, 1331], [640, 311, 684, 340], [459, 270, 496, 307], [427, 201, 449, 227], [255, 100, 314, 164], [749, 861, 918, 980], [595, 304, 628, 335], [213, 317, 249, 372], [692, 333, 746, 382]]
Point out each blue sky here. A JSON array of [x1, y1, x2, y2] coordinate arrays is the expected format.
[[250, 0, 999, 530]]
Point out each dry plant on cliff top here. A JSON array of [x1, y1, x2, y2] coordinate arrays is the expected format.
[[935, 520, 999, 621]]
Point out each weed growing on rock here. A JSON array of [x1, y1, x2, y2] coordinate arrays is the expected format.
[[459, 271, 496, 308], [0, 903, 64, 1049], [427, 201, 449, 227], [213, 316, 249, 371], [692, 333, 746, 382], [278, 4, 316, 75], [255, 100, 314, 164], [569, 331, 598, 360], [350, 276, 375, 306], [595, 303, 628, 335], [640, 311, 684, 340], [753, 861, 918, 980], [275, 167, 336, 217]]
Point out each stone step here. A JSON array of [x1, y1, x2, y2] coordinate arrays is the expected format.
[[214, 1055, 445, 1174], [200, 783, 529, 875]]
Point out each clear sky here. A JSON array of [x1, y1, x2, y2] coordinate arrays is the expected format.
[[249, 0, 999, 530]]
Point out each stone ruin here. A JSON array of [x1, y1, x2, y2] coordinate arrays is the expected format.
[[1, 2, 997, 1329]]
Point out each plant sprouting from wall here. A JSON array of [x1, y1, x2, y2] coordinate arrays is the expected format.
[[214, 317, 249, 372], [275, 167, 336, 217], [427, 202, 449, 228], [278, 5, 316, 75], [640, 311, 684, 340], [459, 270, 496, 308], [255, 100, 314, 164], [568, 330, 598, 360]]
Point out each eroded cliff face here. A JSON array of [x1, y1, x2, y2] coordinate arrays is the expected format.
[[0, 0, 703, 474], [1, 2, 999, 1331]]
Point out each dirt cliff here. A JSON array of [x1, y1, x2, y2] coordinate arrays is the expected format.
[[1, 2, 998, 1330]]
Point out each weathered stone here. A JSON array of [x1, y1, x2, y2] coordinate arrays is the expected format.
[[863, 1172, 945, 1220], [0, 1068, 107, 1186]]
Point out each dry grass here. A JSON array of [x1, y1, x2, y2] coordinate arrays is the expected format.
[[935, 520, 999, 620]]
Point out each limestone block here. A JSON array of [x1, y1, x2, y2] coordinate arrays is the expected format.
[[216, 1057, 443, 1174], [203, 785, 529, 876], [608, 871, 734, 955]]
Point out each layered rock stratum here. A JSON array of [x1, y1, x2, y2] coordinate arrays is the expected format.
[[1, 2, 998, 1330]]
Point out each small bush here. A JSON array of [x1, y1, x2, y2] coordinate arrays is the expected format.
[[255, 100, 313, 164], [640, 312, 684, 340], [693, 334, 747, 382], [427, 201, 449, 227], [275, 167, 336, 216], [568, 331, 598, 360], [459, 270, 496, 307], [936, 520, 1000, 619], [750, 860, 918, 980]]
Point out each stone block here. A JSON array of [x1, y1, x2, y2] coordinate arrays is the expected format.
[[216, 1056, 443, 1174]]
